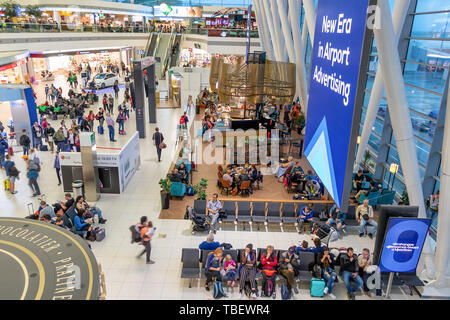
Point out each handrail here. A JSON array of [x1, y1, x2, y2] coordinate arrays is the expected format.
[[0, 23, 259, 38]]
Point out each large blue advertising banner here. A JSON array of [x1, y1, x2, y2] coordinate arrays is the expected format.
[[379, 218, 431, 273], [304, 0, 371, 209]]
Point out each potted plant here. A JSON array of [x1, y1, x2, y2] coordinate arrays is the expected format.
[[361, 150, 371, 172], [193, 178, 208, 200], [24, 4, 42, 19], [0, 0, 18, 19], [399, 189, 409, 206], [159, 178, 171, 209], [294, 112, 306, 134]]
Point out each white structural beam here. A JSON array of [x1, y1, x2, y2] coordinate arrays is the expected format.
[[354, 0, 411, 170], [270, 0, 289, 62], [253, 0, 274, 60], [374, 0, 435, 277], [277, 0, 296, 63], [288, 0, 308, 108], [435, 77, 450, 288], [303, 0, 316, 45], [261, 0, 281, 61]]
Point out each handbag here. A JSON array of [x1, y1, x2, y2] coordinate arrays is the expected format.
[[159, 143, 167, 149], [363, 214, 370, 221]]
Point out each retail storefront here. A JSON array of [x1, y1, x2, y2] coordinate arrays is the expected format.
[[0, 51, 34, 85], [180, 48, 211, 68], [31, 47, 132, 81]]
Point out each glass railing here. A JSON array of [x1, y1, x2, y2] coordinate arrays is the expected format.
[[0, 23, 151, 33], [0, 23, 260, 38], [185, 28, 259, 38]]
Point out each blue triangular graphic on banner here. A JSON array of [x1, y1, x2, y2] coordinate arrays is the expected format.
[[305, 117, 340, 208]]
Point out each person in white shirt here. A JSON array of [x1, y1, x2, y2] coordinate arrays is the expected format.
[[356, 199, 377, 239]]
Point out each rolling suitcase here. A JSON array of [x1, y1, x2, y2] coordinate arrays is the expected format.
[[7, 146, 13, 156], [97, 126, 104, 135], [40, 145, 48, 152], [310, 278, 326, 297]]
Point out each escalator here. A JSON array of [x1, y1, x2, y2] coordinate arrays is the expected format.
[[154, 34, 171, 80], [145, 33, 158, 57], [169, 34, 183, 68]]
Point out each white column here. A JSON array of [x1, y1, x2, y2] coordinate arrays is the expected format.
[[303, 0, 316, 45], [261, 0, 281, 61], [374, 0, 435, 276], [301, 14, 309, 61], [434, 78, 450, 288], [288, 0, 308, 108], [277, 0, 296, 63], [254, 0, 274, 60], [354, 0, 411, 171], [270, 0, 289, 62]]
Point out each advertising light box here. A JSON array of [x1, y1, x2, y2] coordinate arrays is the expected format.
[[379, 218, 431, 273], [304, 0, 372, 209]]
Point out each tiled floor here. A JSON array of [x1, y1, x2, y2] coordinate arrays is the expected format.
[[0, 79, 422, 300]]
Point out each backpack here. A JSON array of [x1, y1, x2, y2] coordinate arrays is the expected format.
[[263, 279, 274, 297], [281, 283, 291, 300], [8, 166, 19, 177], [312, 264, 322, 278], [319, 210, 328, 221], [213, 281, 226, 299], [186, 185, 195, 196], [129, 225, 142, 243]]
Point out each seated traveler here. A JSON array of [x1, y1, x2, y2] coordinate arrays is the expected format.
[[75, 195, 107, 224], [169, 169, 182, 183], [260, 245, 278, 299], [326, 204, 346, 231], [358, 248, 376, 297], [310, 237, 324, 253], [238, 243, 257, 299], [279, 246, 300, 296], [73, 208, 93, 238], [199, 234, 222, 251], [341, 247, 364, 300], [353, 170, 365, 192], [355, 182, 381, 202], [58, 193, 75, 212], [356, 199, 378, 239], [274, 156, 294, 179], [207, 193, 222, 234], [296, 240, 312, 253], [317, 247, 337, 299], [297, 205, 314, 233], [177, 163, 189, 183]]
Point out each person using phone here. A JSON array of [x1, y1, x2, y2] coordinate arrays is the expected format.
[[238, 243, 257, 299], [356, 199, 377, 239]]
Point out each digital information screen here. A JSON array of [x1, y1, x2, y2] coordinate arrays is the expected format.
[[304, 0, 370, 209], [379, 218, 431, 273]]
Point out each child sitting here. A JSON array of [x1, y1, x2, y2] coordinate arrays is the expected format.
[[224, 254, 237, 287]]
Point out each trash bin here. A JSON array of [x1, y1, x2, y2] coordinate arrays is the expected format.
[[72, 180, 83, 198]]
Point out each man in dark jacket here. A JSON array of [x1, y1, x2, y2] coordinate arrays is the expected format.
[[152, 127, 164, 162], [19, 129, 31, 155], [341, 247, 364, 300], [279, 246, 300, 295]]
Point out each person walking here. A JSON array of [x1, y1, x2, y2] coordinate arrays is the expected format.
[[108, 94, 115, 115], [19, 129, 31, 155], [105, 113, 116, 142], [113, 82, 119, 99], [87, 110, 95, 132], [137, 220, 155, 264], [152, 127, 164, 162], [31, 122, 43, 150], [3, 154, 18, 194], [53, 127, 65, 152], [25, 156, 41, 197], [54, 151, 62, 186]]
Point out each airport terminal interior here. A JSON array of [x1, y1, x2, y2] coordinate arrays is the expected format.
[[0, 0, 449, 301]]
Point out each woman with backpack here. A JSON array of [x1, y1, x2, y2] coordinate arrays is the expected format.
[[204, 247, 224, 293], [239, 243, 258, 299], [260, 245, 278, 299]]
